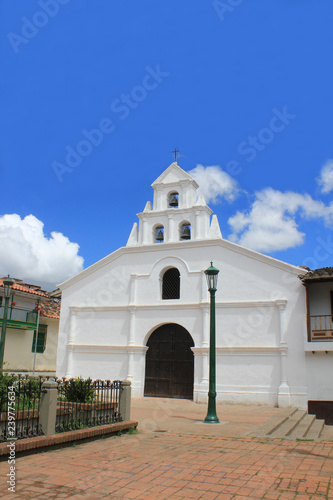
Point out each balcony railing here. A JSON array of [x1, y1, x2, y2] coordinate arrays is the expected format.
[[0, 306, 37, 330], [309, 315, 333, 341]]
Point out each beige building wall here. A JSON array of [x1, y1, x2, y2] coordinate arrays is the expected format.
[[3, 317, 59, 375]]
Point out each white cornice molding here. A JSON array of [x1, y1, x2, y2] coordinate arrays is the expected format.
[[69, 299, 285, 313], [68, 344, 280, 356], [67, 344, 148, 354], [192, 346, 281, 356], [69, 303, 202, 312], [137, 205, 212, 218], [217, 300, 285, 309]]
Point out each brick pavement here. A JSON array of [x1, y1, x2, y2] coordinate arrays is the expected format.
[[0, 398, 332, 499]]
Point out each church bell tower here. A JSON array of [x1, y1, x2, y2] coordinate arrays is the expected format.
[[127, 161, 222, 246]]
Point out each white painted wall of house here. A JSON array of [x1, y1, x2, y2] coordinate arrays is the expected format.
[[0, 291, 59, 374], [4, 317, 59, 373]]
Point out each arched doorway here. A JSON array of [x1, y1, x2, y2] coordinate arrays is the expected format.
[[144, 324, 194, 399]]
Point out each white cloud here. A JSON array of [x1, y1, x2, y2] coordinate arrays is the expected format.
[[228, 188, 333, 252], [317, 159, 333, 194], [187, 165, 239, 204], [0, 214, 84, 289]]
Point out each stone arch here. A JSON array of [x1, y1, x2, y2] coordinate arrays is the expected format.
[[151, 256, 190, 276]]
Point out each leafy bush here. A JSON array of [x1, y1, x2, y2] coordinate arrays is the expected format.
[[61, 377, 96, 403], [0, 372, 18, 411], [0, 375, 43, 411], [19, 377, 42, 408]]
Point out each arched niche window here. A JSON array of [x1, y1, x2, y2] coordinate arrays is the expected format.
[[168, 191, 179, 208], [154, 225, 164, 243], [180, 222, 191, 241], [162, 268, 180, 299]]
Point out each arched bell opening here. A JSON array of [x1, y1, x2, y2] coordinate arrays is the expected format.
[[154, 225, 164, 243], [179, 221, 191, 241], [168, 191, 179, 208], [144, 323, 194, 399]]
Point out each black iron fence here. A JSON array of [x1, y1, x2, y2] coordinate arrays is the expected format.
[[0, 376, 124, 442], [0, 374, 44, 441], [56, 378, 121, 433]]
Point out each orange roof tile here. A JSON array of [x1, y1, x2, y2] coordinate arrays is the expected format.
[[0, 278, 60, 319], [0, 278, 49, 297], [38, 298, 61, 320]]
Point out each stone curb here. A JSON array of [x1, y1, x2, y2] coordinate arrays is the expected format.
[[0, 420, 138, 457]]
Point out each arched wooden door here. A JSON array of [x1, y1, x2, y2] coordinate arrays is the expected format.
[[144, 324, 194, 399]]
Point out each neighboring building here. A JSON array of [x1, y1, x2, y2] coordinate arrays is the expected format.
[[301, 268, 333, 422], [0, 278, 60, 375], [55, 161, 328, 410]]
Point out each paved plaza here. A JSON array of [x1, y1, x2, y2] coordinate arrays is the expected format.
[[0, 398, 332, 499]]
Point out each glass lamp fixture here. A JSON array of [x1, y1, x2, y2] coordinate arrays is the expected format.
[[3, 276, 14, 298], [204, 262, 219, 290]]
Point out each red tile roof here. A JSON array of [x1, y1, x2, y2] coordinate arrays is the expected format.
[[0, 278, 49, 297], [38, 298, 61, 320], [0, 278, 60, 319]]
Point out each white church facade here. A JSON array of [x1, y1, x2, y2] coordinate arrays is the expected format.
[[56, 162, 332, 409]]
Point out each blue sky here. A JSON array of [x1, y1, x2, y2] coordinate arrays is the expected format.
[[1, 0, 333, 289]]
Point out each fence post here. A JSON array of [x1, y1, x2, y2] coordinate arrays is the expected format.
[[39, 380, 58, 436], [119, 380, 131, 422]]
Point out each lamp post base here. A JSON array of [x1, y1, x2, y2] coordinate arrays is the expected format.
[[204, 393, 220, 423], [204, 416, 220, 424]]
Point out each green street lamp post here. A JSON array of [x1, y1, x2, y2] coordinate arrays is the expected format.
[[0, 276, 14, 371], [204, 262, 220, 424]]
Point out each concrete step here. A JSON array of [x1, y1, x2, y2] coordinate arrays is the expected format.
[[320, 423, 333, 440], [247, 408, 331, 440], [269, 410, 307, 438], [247, 407, 298, 437], [305, 419, 325, 440], [288, 414, 316, 439]]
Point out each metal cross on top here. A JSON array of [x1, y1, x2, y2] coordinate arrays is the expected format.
[[172, 148, 179, 162]]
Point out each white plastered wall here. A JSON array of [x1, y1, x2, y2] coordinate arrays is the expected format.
[[56, 239, 308, 408]]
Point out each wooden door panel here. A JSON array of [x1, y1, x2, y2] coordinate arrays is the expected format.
[[144, 324, 194, 399]]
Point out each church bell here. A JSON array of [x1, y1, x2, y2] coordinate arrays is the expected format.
[[181, 226, 191, 240], [156, 229, 164, 242], [169, 196, 178, 207]]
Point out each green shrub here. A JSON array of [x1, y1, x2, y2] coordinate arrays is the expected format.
[[0, 372, 18, 411], [19, 377, 42, 408], [61, 377, 96, 403], [127, 425, 138, 435]]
